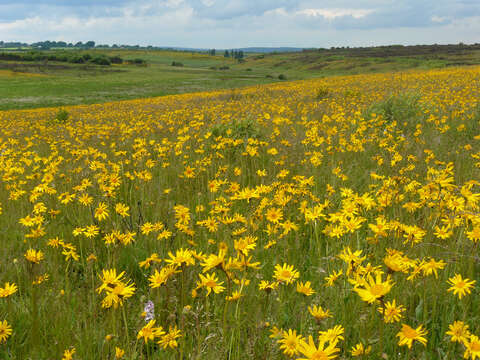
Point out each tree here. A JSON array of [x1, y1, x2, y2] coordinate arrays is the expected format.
[[85, 41, 95, 48], [224, 50, 230, 58]]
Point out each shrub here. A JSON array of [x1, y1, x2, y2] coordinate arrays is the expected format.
[[132, 58, 146, 65], [54, 109, 69, 124], [278, 74, 287, 80], [69, 56, 85, 64], [171, 61, 184, 67], [90, 56, 111, 65], [219, 66, 230, 70], [211, 119, 263, 140], [109, 56, 123, 64], [364, 92, 424, 126], [316, 87, 330, 99]]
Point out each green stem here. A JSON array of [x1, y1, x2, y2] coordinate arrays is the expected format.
[[179, 266, 186, 360], [122, 305, 130, 347]]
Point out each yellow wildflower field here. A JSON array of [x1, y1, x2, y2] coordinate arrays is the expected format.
[[0, 66, 479, 359]]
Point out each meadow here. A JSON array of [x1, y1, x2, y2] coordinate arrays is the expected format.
[[1, 46, 480, 110], [0, 65, 479, 359]]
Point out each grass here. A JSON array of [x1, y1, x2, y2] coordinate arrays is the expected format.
[[0, 66, 479, 359], [1, 47, 480, 110]]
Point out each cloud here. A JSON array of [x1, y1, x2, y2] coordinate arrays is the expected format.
[[1, 0, 480, 47], [296, 8, 373, 20]]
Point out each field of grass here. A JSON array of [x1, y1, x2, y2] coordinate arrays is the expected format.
[[0, 65, 479, 359], [1, 46, 480, 110]]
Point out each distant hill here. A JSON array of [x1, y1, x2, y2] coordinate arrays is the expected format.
[[164, 47, 305, 53], [237, 47, 305, 53]]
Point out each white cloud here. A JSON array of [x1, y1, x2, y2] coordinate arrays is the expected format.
[[296, 8, 373, 19], [431, 15, 448, 23], [1, 1, 480, 47]]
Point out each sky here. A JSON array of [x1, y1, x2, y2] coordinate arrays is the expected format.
[[1, 0, 480, 48]]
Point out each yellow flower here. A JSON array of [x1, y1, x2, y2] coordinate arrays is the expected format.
[[318, 325, 344, 345], [197, 273, 225, 296], [296, 281, 315, 296], [225, 290, 243, 302], [137, 320, 164, 343], [115, 347, 125, 359], [420, 258, 446, 278], [467, 227, 480, 243], [396, 324, 428, 349], [258, 280, 278, 293], [447, 274, 476, 299], [378, 299, 405, 323], [446, 321, 470, 345], [148, 266, 179, 288], [265, 207, 283, 223], [94, 202, 109, 221], [0, 282, 18, 298], [338, 247, 365, 275], [308, 305, 332, 321], [158, 325, 182, 349], [24, 249, 44, 264], [464, 334, 480, 360], [278, 329, 304, 357], [353, 271, 393, 304], [96, 269, 126, 294], [101, 281, 136, 309], [0, 320, 12, 343], [165, 248, 195, 267], [273, 263, 299, 285], [324, 270, 343, 287], [61, 347, 75, 360], [350, 342, 372, 356], [297, 335, 340, 360], [115, 203, 130, 217]]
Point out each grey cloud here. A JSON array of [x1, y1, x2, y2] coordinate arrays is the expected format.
[[187, 0, 299, 20], [1, 0, 480, 47]]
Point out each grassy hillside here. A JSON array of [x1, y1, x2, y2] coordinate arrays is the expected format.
[[1, 45, 480, 110], [0, 66, 479, 359]]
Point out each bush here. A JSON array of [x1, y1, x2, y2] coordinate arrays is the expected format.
[[219, 66, 230, 70], [54, 109, 69, 124], [109, 56, 123, 64], [69, 56, 85, 64], [316, 87, 330, 99], [90, 56, 111, 65], [171, 61, 184, 67], [365, 92, 424, 123], [278, 74, 287, 80], [211, 119, 264, 140]]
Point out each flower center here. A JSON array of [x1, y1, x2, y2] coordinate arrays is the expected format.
[[311, 351, 328, 360], [403, 327, 418, 339], [205, 280, 217, 288], [370, 284, 385, 296], [470, 341, 480, 352]]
